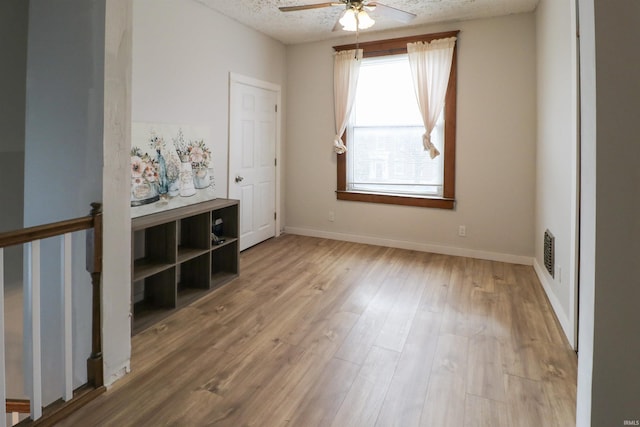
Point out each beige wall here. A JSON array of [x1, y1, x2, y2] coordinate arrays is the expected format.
[[285, 13, 536, 263], [535, 0, 578, 347], [133, 0, 287, 208]]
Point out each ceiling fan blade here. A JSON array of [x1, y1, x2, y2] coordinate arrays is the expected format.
[[332, 12, 344, 32], [368, 2, 416, 23], [279, 2, 344, 12]]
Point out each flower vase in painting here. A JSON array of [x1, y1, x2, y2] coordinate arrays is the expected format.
[[161, 138, 181, 197], [174, 129, 196, 196], [156, 150, 169, 196], [130, 147, 160, 206], [149, 133, 171, 199], [189, 139, 212, 189], [178, 159, 196, 197], [167, 176, 180, 197], [193, 167, 210, 189]]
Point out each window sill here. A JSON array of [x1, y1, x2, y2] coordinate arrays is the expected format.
[[336, 190, 455, 209]]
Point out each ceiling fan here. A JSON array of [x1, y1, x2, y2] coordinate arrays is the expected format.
[[279, 1, 416, 32]]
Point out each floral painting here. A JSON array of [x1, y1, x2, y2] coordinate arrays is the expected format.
[[131, 122, 215, 211]]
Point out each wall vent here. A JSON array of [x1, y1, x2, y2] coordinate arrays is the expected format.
[[544, 230, 555, 278]]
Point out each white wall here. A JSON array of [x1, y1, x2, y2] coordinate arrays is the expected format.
[[23, 0, 106, 404], [577, 0, 640, 424], [285, 13, 536, 263], [132, 0, 287, 212], [534, 0, 579, 348]]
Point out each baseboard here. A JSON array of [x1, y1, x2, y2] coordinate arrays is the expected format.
[[533, 259, 576, 348], [283, 226, 534, 265]]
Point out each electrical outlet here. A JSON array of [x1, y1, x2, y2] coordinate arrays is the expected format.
[[328, 211, 335, 222], [458, 225, 466, 237], [557, 266, 562, 283]]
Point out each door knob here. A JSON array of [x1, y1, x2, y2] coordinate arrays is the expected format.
[[235, 175, 244, 183]]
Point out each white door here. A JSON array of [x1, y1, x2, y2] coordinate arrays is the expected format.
[[229, 80, 278, 251]]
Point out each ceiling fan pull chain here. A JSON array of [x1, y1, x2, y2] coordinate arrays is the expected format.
[[355, 12, 360, 54]]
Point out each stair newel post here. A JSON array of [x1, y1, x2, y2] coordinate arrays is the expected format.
[[86, 202, 104, 387]]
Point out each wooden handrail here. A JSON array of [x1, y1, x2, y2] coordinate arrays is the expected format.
[[6, 398, 30, 414], [0, 203, 104, 424], [0, 217, 94, 249]]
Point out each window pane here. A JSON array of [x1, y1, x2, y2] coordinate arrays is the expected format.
[[349, 125, 443, 196], [354, 56, 422, 127], [348, 54, 444, 197]]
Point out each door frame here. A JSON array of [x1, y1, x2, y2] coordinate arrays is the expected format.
[[228, 72, 282, 240]]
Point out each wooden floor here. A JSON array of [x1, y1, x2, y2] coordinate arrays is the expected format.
[[59, 234, 577, 427]]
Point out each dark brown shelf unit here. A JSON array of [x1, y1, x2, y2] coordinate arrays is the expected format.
[[131, 198, 239, 334], [177, 247, 210, 263], [132, 258, 174, 282]]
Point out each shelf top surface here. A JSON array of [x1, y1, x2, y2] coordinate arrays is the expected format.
[[132, 197, 238, 230]]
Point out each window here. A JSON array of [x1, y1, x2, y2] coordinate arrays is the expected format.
[[348, 54, 445, 197], [334, 32, 458, 209]]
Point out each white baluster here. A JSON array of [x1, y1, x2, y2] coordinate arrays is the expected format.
[[0, 248, 7, 427], [28, 241, 42, 420], [62, 234, 73, 401]]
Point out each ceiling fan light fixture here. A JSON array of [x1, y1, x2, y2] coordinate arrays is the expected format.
[[339, 9, 358, 31], [357, 10, 375, 29], [339, 7, 375, 32]]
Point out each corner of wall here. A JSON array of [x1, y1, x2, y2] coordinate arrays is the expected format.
[[533, 0, 579, 352]]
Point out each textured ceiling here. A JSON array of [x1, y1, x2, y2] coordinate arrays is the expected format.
[[194, 0, 539, 45]]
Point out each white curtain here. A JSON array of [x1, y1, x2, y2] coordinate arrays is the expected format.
[[333, 49, 363, 154], [407, 37, 456, 159]]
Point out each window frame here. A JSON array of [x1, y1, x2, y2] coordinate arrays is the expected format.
[[334, 31, 459, 210]]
